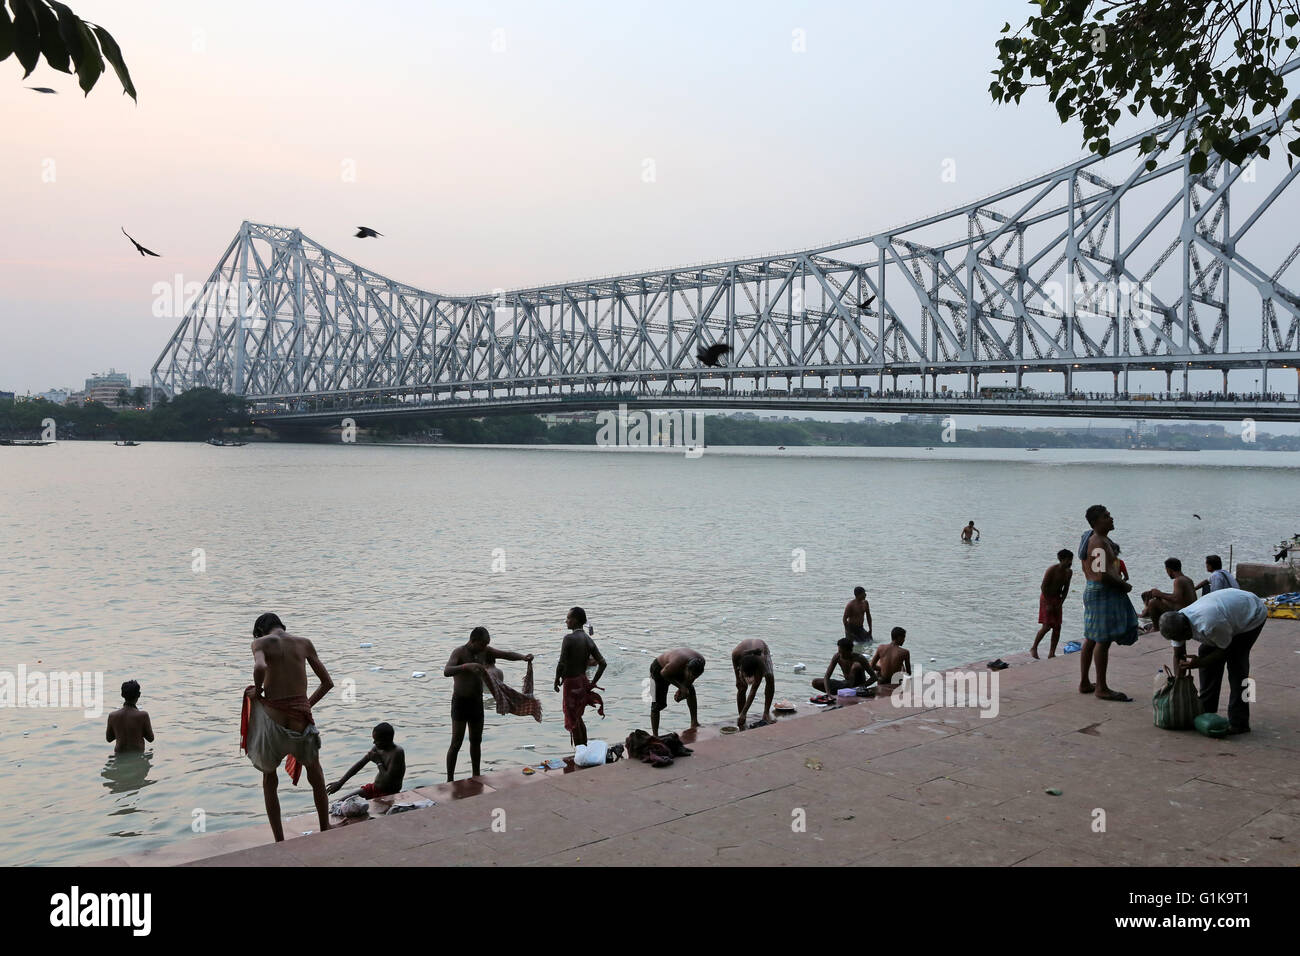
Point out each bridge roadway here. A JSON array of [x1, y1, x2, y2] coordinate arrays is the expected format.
[[252, 391, 1300, 428]]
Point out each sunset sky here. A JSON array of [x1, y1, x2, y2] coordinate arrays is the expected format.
[[2, 0, 1295, 428]]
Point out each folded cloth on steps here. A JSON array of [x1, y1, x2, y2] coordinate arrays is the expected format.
[[482, 661, 543, 722], [240, 686, 320, 785], [560, 674, 604, 732]]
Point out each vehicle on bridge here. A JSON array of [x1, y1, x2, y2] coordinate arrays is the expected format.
[[700, 386, 724, 395], [791, 387, 828, 397], [978, 385, 1034, 399], [831, 386, 871, 398]]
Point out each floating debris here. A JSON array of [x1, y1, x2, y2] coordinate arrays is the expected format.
[[793, 663, 806, 673], [360, 642, 373, 648], [411, 671, 426, 678], [1045, 787, 1063, 796]]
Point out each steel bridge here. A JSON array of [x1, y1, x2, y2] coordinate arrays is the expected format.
[[152, 68, 1300, 425]]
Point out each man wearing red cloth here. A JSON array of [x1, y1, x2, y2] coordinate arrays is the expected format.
[[554, 607, 606, 746]]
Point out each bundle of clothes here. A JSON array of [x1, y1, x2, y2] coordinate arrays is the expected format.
[[624, 729, 693, 768]]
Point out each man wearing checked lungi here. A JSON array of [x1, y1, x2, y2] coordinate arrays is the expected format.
[[1079, 504, 1139, 702]]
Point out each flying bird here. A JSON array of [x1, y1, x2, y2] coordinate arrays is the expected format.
[[696, 342, 731, 367], [1192, 514, 1201, 520], [27, 87, 58, 94], [121, 228, 161, 257], [354, 226, 382, 239], [857, 294, 876, 310]]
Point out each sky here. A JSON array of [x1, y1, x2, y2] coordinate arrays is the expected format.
[[2, 0, 1297, 430]]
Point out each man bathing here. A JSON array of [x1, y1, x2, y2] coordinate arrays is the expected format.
[[1031, 550, 1073, 659], [245, 613, 334, 841], [327, 722, 406, 800], [870, 627, 912, 686], [812, 637, 877, 695], [843, 586, 873, 643], [106, 680, 154, 753], [1078, 505, 1138, 702], [444, 626, 532, 781], [732, 638, 775, 725], [554, 606, 605, 746], [1139, 557, 1196, 628], [650, 647, 705, 736], [960, 521, 981, 542]]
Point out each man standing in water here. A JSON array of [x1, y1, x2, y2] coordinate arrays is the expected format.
[[960, 520, 981, 542], [1079, 505, 1138, 702], [842, 586, 873, 643], [444, 626, 533, 781], [555, 607, 605, 747], [1031, 550, 1073, 659], [245, 613, 334, 842], [649, 647, 705, 736], [105, 680, 154, 753]]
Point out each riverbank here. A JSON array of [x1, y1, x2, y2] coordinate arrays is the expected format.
[[101, 619, 1299, 867]]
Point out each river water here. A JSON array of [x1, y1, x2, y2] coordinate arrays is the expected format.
[[1, 440, 1296, 864]]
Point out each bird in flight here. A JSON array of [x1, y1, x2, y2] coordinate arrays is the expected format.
[[121, 228, 161, 257], [354, 227, 382, 239], [857, 294, 876, 310], [1192, 514, 1202, 520], [697, 342, 731, 367], [27, 87, 58, 94]]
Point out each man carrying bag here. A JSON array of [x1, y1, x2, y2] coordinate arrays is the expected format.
[[1158, 588, 1268, 736]]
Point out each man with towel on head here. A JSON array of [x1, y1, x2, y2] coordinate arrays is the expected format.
[[241, 612, 335, 841], [1078, 505, 1139, 702]]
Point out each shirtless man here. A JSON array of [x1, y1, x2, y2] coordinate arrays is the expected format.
[[105, 680, 154, 753], [555, 607, 606, 746], [1031, 550, 1073, 659], [812, 637, 876, 695], [249, 612, 334, 841], [1079, 505, 1138, 702], [960, 520, 981, 542], [870, 627, 912, 686], [732, 638, 775, 726], [444, 626, 532, 781], [842, 586, 873, 643], [327, 722, 406, 800], [649, 647, 705, 736], [1140, 558, 1197, 627]]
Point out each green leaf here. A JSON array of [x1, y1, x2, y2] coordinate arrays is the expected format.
[[34, 0, 70, 73], [0, 5, 13, 62], [1289, 139, 1300, 157], [91, 23, 135, 100], [1189, 152, 1208, 174], [10, 0, 41, 76], [72, 20, 101, 95]]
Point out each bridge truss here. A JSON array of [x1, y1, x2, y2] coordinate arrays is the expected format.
[[153, 71, 1300, 411]]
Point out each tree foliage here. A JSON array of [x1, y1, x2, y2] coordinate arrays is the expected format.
[[1, 0, 135, 100], [991, 0, 1300, 172]]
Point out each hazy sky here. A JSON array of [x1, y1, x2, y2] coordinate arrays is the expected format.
[[2, 0, 1296, 430]]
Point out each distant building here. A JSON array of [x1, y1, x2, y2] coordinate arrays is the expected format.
[[0, 391, 13, 403], [36, 388, 70, 405], [85, 369, 130, 392], [901, 413, 944, 425]]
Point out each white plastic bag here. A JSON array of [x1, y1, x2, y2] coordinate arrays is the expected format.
[[574, 740, 608, 767]]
